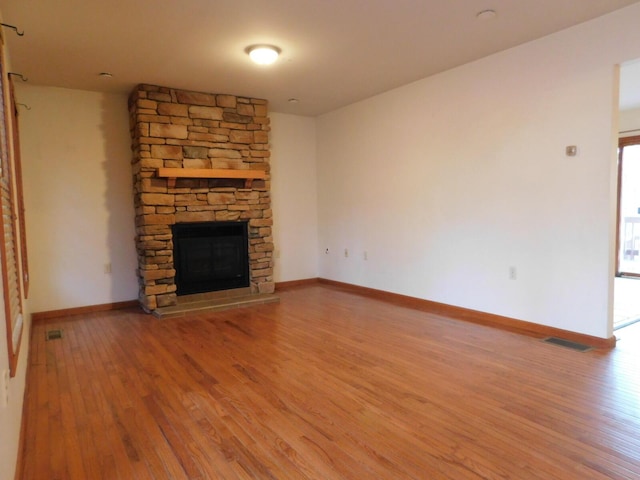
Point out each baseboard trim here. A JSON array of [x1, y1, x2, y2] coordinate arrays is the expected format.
[[318, 278, 616, 350], [275, 278, 320, 290], [32, 300, 139, 323]]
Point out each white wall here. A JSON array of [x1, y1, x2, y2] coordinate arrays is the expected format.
[[620, 107, 640, 135], [317, 4, 640, 339], [270, 113, 318, 282], [16, 87, 320, 311], [17, 86, 138, 312]]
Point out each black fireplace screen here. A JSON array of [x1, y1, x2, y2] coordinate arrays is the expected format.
[[173, 221, 250, 295]]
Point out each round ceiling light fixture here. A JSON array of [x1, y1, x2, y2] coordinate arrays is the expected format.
[[247, 45, 281, 65]]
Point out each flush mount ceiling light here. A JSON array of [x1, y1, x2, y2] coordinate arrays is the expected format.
[[246, 45, 281, 65], [476, 9, 497, 20]]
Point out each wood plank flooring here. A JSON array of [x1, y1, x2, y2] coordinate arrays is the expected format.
[[20, 284, 640, 479]]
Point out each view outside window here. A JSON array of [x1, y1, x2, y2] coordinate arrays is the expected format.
[[619, 144, 640, 275]]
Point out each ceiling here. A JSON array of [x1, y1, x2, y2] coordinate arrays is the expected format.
[[2, 0, 640, 116]]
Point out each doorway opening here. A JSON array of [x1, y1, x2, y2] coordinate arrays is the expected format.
[[614, 60, 640, 331], [614, 138, 640, 329], [616, 136, 640, 278]]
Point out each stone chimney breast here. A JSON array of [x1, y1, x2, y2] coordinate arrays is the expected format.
[[129, 84, 274, 313]]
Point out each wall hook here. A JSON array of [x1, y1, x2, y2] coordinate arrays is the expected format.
[[16, 103, 31, 111], [8, 73, 28, 82], [1, 23, 25, 37]]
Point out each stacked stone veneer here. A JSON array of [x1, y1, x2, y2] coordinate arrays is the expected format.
[[128, 84, 274, 312]]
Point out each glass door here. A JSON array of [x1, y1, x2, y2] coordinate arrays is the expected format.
[[617, 136, 640, 276]]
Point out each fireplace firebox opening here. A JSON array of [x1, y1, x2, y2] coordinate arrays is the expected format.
[[173, 221, 250, 296]]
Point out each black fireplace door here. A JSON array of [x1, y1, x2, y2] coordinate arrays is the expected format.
[[173, 222, 250, 295]]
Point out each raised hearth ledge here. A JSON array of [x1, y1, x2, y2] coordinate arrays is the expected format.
[[157, 167, 267, 188], [153, 287, 279, 319]]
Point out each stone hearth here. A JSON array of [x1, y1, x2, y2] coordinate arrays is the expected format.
[[129, 84, 275, 313], [152, 287, 280, 319]]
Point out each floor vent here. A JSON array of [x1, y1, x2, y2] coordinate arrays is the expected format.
[[543, 337, 591, 352], [45, 329, 63, 341]]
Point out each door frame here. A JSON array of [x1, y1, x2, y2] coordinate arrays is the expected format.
[[616, 135, 640, 277]]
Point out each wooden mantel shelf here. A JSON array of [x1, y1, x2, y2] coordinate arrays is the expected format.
[[157, 167, 267, 188]]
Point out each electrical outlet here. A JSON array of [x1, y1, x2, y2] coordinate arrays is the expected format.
[[509, 266, 517, 280], [0, 369, 9, 408], [364, 251, 368, 261], [104, 263, 112, 274], [325, 248, 329, 254]]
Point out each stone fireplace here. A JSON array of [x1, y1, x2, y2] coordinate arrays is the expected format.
[[128, 84, 274, 313]]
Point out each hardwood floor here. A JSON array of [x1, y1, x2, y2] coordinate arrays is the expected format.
[[20, 284, 640, 479]]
